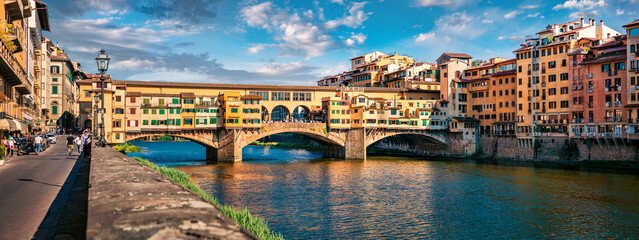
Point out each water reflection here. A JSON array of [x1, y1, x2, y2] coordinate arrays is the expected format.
[[130, 141, 639, 239]]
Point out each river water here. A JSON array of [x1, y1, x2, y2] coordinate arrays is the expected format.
[[128, 140, 639, 239]]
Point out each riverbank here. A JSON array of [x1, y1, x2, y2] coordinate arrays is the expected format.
[[131, 157, 283, 240], [368, 147, 639, 175]]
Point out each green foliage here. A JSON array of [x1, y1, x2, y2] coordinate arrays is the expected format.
[[132, 157, 283, 240], [113, 143, 141, 153], [250, 141, 323, 151], [0, 21, 17, 53], [0, 144, 5, 160], [153, 135, 174, 141]]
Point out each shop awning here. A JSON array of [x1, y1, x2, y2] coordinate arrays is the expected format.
[[0, 119, 11, 131]]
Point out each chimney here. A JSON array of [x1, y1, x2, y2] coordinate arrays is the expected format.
[[600, 19, 604, 27], [580, 18, 584, 26]]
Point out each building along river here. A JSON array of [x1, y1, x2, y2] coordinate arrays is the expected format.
[[127, 140, 639, 239]]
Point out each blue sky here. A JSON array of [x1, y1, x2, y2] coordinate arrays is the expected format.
[[44, 0, 637, 85]]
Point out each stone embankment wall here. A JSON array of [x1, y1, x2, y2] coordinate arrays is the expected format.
[[480, 136, 639, 162], [87, 148, 254, 239]]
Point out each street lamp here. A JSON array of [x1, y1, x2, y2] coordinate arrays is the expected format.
[[93, 94, 100, 139], [95, 49, 110, 147]]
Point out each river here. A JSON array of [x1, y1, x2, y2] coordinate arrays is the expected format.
[[127, 140, 639, 239]]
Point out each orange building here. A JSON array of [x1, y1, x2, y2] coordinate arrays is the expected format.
[[625, 19, 639, 139], [569, 35, 627, 138]]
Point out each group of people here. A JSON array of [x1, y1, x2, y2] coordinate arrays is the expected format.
[[66, 130, 92, 158], [1, 133, 46, 157]]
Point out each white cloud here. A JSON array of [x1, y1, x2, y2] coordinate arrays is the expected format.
[[414, 32, 436, 42], [434, 12, 484, 38], [241, 2, 274, 29], [111, 58, 155, 70], [344, 33, 367, 47], [325, 2, 371, 29], [303, 9, 314, 18], [616, 9, 625, 15], [413, 0, 474, 8], [552, 0, 606, 10], [240, 2, 333, 58], [525, 12, 544, 18], [568, 10, 599, 19], [247, 44, 269, 54], [520, 4, 540, 9], [256, 62, 304, 75], [497, 35, 525, 41], [331, 0, 345, 4], [504, 10, 522, 19]]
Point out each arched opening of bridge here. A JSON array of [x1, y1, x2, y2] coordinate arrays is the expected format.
[[125, 134, 217, 164], [271, 105, 290, 122], [367, 134, 448, 157], [245, 132, 343, 162], [292, 105, 311, 122]]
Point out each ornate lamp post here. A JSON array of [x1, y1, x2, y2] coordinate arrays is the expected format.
[[95, 49, 110, 147]]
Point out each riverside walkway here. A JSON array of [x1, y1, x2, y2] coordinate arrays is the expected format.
[[87, 147, 254, 239], [0, 137, 81, 239]]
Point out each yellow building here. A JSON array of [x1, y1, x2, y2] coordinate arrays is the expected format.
[[77, 78, 440, 144]]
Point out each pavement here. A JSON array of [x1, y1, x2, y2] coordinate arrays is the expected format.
[[0, 136, 80, 240]]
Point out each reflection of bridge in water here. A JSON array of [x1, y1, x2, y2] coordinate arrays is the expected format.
[[125, 122, 453, 162]]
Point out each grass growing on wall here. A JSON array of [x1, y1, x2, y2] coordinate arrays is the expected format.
[[132, 157, 283, 240], [113, 143, 141, 153]]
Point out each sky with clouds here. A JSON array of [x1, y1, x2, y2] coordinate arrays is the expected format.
[[44, 0, 637, 85]]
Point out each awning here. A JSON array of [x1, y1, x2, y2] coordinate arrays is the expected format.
[[12, 119, 27, 133], [0, 119, 11, 131]]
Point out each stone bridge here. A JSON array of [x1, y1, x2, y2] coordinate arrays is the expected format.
[[125, 123, 452, 162]]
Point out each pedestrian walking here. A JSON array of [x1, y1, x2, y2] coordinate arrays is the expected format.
[[34, 135, 43, 154], [81, 131, 92, 158], [7, 136, 15, 157], [75, 135, 82, 154]]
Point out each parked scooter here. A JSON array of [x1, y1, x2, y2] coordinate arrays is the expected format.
[[16, 138, 37, 156]]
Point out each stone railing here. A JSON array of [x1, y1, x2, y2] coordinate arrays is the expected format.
[[87, 148, 254, 239]]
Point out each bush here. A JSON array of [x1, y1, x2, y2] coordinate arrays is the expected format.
[[132, 157, 283, 240], [113, 143, 141, 153], [0, 144, 5, 160]]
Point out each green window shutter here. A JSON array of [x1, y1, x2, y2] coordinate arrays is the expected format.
[[143, 120, 148, 125], [231, 108, 238, 113], [169, 109, 174, 114], [52, 106, 58, 114], [52, 77, 58, 82], [172, 98, 179, 104], [176, 119, 181, 125], [151, 109, 156, 114], [159, 109, 165, 114], [203, 119, 207, 125], [177, 109, 181, 114], [210, 118, 216, 124], [159, 99, 164, 105], [143, 98, 150, 104], [151, 120, 157, 125], [52, 86, 58, 94], [143, 109, 148, 114], [196, 119, 200, 124]]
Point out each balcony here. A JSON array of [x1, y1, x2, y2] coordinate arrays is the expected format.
[[0, 30, 29, 93], [4, 0, 31, 22], [586, 73, 593, 79], [7, 26, 23, 53]]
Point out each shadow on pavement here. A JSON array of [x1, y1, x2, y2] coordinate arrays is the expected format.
[[33, 154, 90, 240], [17, 178, 63, 187]]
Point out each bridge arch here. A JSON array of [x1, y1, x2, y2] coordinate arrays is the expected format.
[[271, 105, 290, 122], [292, 105, 311, 122], [365, 131, 448, 148], [125, 132, 218, 149], [237, 127, 345, 150]]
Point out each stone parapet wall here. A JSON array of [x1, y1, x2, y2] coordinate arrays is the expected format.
[[87, 148, 253, 239]]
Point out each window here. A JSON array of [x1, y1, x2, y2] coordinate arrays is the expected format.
[[549, 102, 557, 109], [561, 101, 569, 108], [143, 109, 148, 114], [85, 90, 90, 97], [210, 118, 217, 124], [271, 92, 290, 101], [143, 98, 150, 104], [632, 44, 636, 53], [115, 108, 124, 114], [183, 99, 194, 104], [52, 85, 58, 94], [549, 88, 557, 95], [143, 120, 149, 125], [231, 108, 238, 113], [159, 99, 165, 105], [130, 108, 136, 114], [548, 61, 556, 69], [560, 87, 569, 94], [548, 74, 557, 82], [151, 109, 156, 114], [560, 73, 568, 81], [52, 103, 58, 115], [50, 66, 60, 74], [130, 97, 136, 103], [52, 77, 58, 82], [172, 98, 179, 104], [159, 109, 165, 114], [184, 118, 193, 125], [115, 96, 121, 102]]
